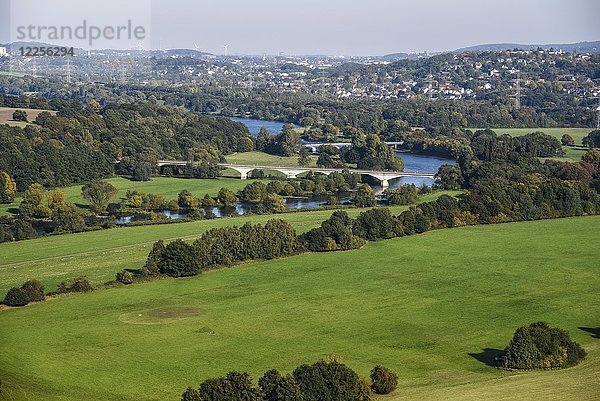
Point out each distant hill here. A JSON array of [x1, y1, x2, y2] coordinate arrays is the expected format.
[[381, 52, 410, 61], [453, 41, 600, 53]]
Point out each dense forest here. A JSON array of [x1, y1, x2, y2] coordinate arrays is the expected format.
[[0, 101, 253, 191]]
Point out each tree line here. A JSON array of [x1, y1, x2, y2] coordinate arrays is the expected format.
[[180, 358, 397, 401]]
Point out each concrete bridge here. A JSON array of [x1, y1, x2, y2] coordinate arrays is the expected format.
[[302, 141, 404, 153], [156, 160, 435, 188]]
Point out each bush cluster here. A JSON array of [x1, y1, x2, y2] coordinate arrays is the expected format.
[[181, 360, 397, 401], [499, 322, 587, 370], [57, 277, 94, 294], [2, 279, 45, 307]]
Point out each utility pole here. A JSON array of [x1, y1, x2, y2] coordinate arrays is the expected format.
[[321, 69, 325, 99], [596, 98, 600, 130], [426, 67, 436, 101], [66, 58, 71, 84], [514, 71, 521, 110]]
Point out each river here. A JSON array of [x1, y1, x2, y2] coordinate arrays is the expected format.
[[115, 118, 455, 225], [229, 117, 294, 136]]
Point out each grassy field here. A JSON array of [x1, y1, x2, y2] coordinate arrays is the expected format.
[[0, 107, 56, 127], [0, 191, 459, 295], [0, 176, 260, 216], [225, 151, 318, 167], [543, 146, 589, 163], [0, 216, 598, 401], [472, 127, 592, 146]]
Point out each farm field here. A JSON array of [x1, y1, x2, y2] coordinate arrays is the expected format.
[[0, 216, 598, 400], [0, 107, 56, 127], [0, 176, 260, 216]]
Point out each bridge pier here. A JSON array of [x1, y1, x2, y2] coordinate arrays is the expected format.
[[381, 179, 389, 189]]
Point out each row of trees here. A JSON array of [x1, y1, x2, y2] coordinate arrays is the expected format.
[[181, 359, 398, 401], [144, 219, 298, 277]]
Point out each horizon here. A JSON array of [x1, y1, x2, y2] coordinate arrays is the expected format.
[[1, 39, 599, 57], [1, 0, 599, 56]]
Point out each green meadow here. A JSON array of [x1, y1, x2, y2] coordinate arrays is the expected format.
[[225, 151, 319, 167], [0, 190, 459, 295], [472, 127, 592, 145], [0, 216, 598, 400]]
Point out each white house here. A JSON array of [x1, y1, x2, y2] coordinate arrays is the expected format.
[[0, 47, 7, 57]]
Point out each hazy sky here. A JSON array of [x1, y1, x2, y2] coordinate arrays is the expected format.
[[1, 0, 599, 55]]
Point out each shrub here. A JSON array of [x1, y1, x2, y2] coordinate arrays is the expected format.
[[70, 277, 94, 292], [58, 277, 94, 293], [20, 279, 45, 302], [370, 365, 398, 394], [500, 322, 587, 370], [116, 270, 134, 285], [3, 287, 29, 306]]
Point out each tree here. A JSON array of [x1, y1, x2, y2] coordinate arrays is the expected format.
[[198, 371, 262, 401], [81, 181, 118, 215], [217, 187, 237, 207], [298, 147, 311, 167], [255, 127, 273, 152], [384, 184, 419, 205], [47, 190, 67, 213], [12, 109, 28, 122], [0, 171, 17, 203], [132, 161, 152, 181], [142, 240, 165, 276], [583, 130, 600, 148], [87, 99, 101, 113], [52, 203, 85, 233], [435, 164, 463, 190], [20, 279, 45, 302], [352, 184, 376, 207], [239, 181, 267, 203], [353, 208, 403, 240], [370, 365, 398, 395], [13, 218, 36, 241], [0, 224, 14, 243], [274, 126, 301, 156], [258, 369, 303, 401], [19, 183, 50, 218], [158, 240, 201, 277], [301, 211, 364, 251], [178, 190, 200, 209], [293, 360, 370, 401], [561, 134, 575, 146], [261, 193, 285, 213], [3, 287, 29, 306]]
